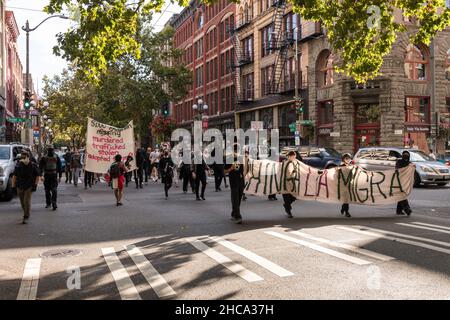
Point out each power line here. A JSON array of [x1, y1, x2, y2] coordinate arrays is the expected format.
[[6, 6, 46, 13], [151, 3, 171, 29]]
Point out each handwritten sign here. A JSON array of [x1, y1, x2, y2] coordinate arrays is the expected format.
[[85, 118, 136, 173], [244, 159, 415, 205]]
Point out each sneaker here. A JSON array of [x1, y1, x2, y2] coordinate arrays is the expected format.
[[404, 208, 412, 216], [287, 213, 293, 218], [235, 218, 243, 224], [52, 206, 57, 211], [396, 211, 405, 215], [22, 219, 27, 224], [230, 217, 237, 221], [201, 196, 206, 200], [345, 212, 351, 218], [242, 196, 247, 201], [196, 197, 201, 201], [45, 204, 50, 209]]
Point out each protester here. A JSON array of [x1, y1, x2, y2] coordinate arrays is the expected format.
[[339, 153, 352, 218], [180, 153, 195, 194], [150, 148, 161, 182], [39, 145, 62, 210], [428, 149, 437, 161], [135, 147, 145, 189], [282, 151, 302, 219], [124, 155, 135, 188], [63, 148, 73, 184], [109, 154, 126, 206], [159, 150, 174, 199], [396, 151, 413, 216], [12, 151, 41, 224], [144, 147, 152, 185], [70, 150, 82, 187], [81, 151, 94, 189], [224, 147, 244, 224], [194, 154, 209, 201]]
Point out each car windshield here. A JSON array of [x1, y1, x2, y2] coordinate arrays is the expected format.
[[409, 150, 434, 162], [0, 146, 10, 160], [322, 148, 341, 158]]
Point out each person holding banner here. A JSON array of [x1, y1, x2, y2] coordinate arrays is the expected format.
[[339, 153, 353, 218], [396, 151, 413, 216], [109, 154, 127, 206], [224, 147, 245, 224], [282, 151, 302, 218]]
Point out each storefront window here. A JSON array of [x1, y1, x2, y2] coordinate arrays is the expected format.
[[240, 112, 256, 131], [261, 108, 273, 129], [405, 97, 430, 123], [404, 96, 431, 152], [318, 101, 333, 125]]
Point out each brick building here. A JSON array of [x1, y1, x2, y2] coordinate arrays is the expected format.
[[169, 0, 236, 134], [0, 1, 6, 142], [232, 1, 450, 154]]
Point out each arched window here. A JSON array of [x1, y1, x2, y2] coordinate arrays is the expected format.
[[197, 12, 204, 29], [404, 44, 428, 80], [446, 48, 450, 80], [244, 3, 249, 22], [239, 7, 244, 23], [317, 50, 334, 87]]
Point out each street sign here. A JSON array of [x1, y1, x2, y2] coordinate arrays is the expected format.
[[7, 117, 30, 123], [394, 129, 403, 135], [330, 132, 341, 137], [295, 131, 301, 146], [299, 120, 313, 125]]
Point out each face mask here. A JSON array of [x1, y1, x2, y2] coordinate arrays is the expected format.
[[21, 158, 30, 165], [402, 155, 409, 161]]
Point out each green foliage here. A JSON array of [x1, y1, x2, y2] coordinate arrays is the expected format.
[[291, 0, 450, 82]]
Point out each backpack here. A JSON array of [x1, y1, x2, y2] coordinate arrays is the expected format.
[[109, 162, 121, 179], [44, 155, 58, 173]]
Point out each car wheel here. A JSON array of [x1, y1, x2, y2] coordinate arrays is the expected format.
[[2, 179, 14, 201], [437, 182, 448, 187], [413, 171, 421, 188]]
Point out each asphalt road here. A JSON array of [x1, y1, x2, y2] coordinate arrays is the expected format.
[[0, 177, 449, 300]]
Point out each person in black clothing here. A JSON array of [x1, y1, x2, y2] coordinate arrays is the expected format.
[[124, 155, 135, 188], [180, 153, 195, 194], [282, 151, 302, 218], [396, 150, 413, 216], [159, 150, 175, 199], [63, 149, 72, 183], [339, 153, 352, 218], [194, 155, 209, 201], [135, 148, 145, 189], [39, 145, 62, 210], [225, 150, 245, 224], [144, 147, 151, 185], [12, 151, 41, 224]]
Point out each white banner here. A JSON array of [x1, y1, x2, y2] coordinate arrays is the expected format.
[[85, 118, 136, 174], [244, 159, 415, 205]]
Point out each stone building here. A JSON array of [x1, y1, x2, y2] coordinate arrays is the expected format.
[[0, 1, 6, 143]]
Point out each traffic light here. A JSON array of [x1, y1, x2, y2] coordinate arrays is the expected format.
[[161, 102, 169, 117], [24, 91, 31, 110], [296, 99, 304, 114]]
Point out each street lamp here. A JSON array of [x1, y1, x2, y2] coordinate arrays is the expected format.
[[192, 99, 208, 118], [22, 14, 69, 145]]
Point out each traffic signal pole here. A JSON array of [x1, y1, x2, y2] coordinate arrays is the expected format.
[[24, 20, 31, 145]]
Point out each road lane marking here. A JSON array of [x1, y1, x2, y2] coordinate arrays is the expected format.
[[17, 258, 41, 300], [265, 231, 371, 266], [396, 223, 450, 235], [335, 226, 450, 248], [411, 222, 450, 231], [101, 248, 141, 300], [124, 245, 176, 298], [290, 230, 394, 262], [187, 239, 263, 282], [209, 236, 294, 277], [336, 226, 450, 255]]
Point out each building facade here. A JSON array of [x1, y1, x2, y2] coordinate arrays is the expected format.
[[170, 0, 236, 134], [0, 1, 6, 143], [232, 2, 450, 154], [5, 10, 23, 143]]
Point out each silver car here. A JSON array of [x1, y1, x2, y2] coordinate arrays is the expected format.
[[354, 147, 450, 187]]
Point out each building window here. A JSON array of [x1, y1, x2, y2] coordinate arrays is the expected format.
[[284, 12, 299, 40], [261, 65, 274, 96], [283, 57, 296, 91], [260, 108, 273, 129], [198, 12, 204, 29], [355, 104, 381, 125], [405, 96, 430, 123], [261, 24, 274, 57], [317, 50, 334, 87], [240, 112, 256, 130], [404, 44, 428, 80], [279, 104, 297, 138], [242, 36, 254, 61], [195, 66, 203, 87], [318, 101, 334, 126], [243, 73, 254, 100]]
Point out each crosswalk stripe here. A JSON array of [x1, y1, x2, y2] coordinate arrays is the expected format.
[[396, 223, 450, 235], [290, 230, 394, 262], [411, 222, 450, 231], [188, 239, 263, 282], [101, 248, 141, 300], [336, 225, 450, 248], [124, 245, 176, 298], [209, 236, 294, 277], [265, 231, 371, 266], [336, 226, 450, 255], [17, 258, 41, 300]]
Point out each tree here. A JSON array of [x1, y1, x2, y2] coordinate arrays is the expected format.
[[46, 0, 450, 83]]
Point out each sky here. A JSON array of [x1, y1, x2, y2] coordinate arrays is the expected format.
[[6, 0, 183, 96]]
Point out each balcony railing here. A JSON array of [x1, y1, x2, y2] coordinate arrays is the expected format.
[[235, 14, 253, 31], [237, 53, 253, 66], [350, 81, 381, 90]]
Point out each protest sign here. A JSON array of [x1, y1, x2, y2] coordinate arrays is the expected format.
[[85, 118, 136, 173], [244, 159, 415, 205]]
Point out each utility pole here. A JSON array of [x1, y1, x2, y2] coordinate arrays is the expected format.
[[294, 26, 301, 146], [430, 38, 438, 154]]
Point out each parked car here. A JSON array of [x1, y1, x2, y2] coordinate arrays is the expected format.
[[280, 146, 342, 169], [354, 147, 450, 187], [0, 143, 33, 201]]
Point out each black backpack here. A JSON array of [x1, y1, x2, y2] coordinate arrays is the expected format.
[[109, 162, 121, 178]]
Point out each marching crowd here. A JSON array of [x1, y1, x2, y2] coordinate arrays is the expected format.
[[10, 144, 413, 225]]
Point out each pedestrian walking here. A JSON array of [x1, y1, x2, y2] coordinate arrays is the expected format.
[[150, 148, 161, 182], [70, 150, 82, 187], [339, 153, 352, 218], [135, 147, 145, 189], [144, 147, 152, 184], [180, 154, 195, 194], [81, 151, 94, 189], [39, 145, 62, 210], [282, 151, 302, 219], [428, 149, 437, 161], [63, 148, 72, 183], [194, 156, 209, 201], [12, 151, 41, 224], [109, 154, 126, 206], [225, 149, 245, 224], [124, 155, 135, 188], [396, 151, 413, 216], [159, 150, 174, 199]]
